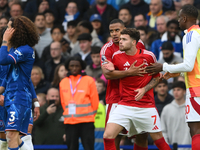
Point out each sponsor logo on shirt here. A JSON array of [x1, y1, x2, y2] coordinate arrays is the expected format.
[[32, 51, 35, 59], [143, 59, 148, 66], [123, 61, 130, 66], [14, 50, 22, 56]]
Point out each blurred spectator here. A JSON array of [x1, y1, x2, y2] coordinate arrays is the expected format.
[[74, 33, 93, 66], [44, 41, 67, 83], [146, 0, 163, 29], [9, 2, 23, 18], [44, 9, 55, 31], [41, 25, 66, 63], [161, 81, 191, 149], [85, 46, 102, 78], [54, 0, 89, 25], [121, 0, 149, 21], [118, 7, 133, 28], [34, 13, 52, 58], [63, 20, 78, 49], [51, 64, 68, 89], [95, 78, 106, 105], [116, 0, 130, 7], [24, 0, 55, 21], [71, 21, 103, 56], [31, 66, 51, 94], [62, 1, 81, 31], [59, 56, 99, 150], [84, 0, 118, 33], [37, 93, 47, 107], [33, 87, 65, 145], [158, 41, 183, 64], [61, 38, 71, 58], [136, 26, 149, 49], [164, 10, 178, 20], [154, 79, 174, 116], [0, 0, 8, 17], [0, 16, 8, 30], [162, 0, 175, 12], [151, 19, 182, 60]]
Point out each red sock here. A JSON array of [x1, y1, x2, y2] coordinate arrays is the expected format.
[[154, 137, 171, 150], [192, 134, 200, 150], [103, 138, 116, 150], [134, 143, 148, 150]]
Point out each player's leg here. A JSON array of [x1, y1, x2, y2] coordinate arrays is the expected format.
[[0, 106, 8, 150], [114, 135, 123, 150], [6, 130, 20, 149], [20, 125, 33, 150], [188, 122, 200, 150], [133, 133, 148, 150]]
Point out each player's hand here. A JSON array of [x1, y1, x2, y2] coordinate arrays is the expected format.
[[33, 107, 40, 121], [47, 104, 57, 114], [102, 59, 115, 71], [135, 88, 145, 101], [128, 61, 146, 76], [0, 95, 4, 106], [145, 63, 163, 75], [3, 28, 15, 42], [163, 72, 180, 80]]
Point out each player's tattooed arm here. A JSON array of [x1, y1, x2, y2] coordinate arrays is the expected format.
[[144, 77, 159, 93]]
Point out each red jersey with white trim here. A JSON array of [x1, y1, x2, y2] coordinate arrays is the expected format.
[[100, 40, 145, 104], [112, 49, 159, 108]]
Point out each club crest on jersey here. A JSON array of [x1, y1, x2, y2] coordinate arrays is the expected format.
[[123, 61, 130, 66], [0, 120, 4, 127], [101, 55, 108, 65]]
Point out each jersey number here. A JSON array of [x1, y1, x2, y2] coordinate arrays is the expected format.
[[9, 111, 15, 122], [151, 115, 157, 125]]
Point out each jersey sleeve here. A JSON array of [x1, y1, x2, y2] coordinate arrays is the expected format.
[[100, 45, 113, 65], [163, 31, 200, 73], [30, 80, 37, 99], [0, 46, 16, 65]]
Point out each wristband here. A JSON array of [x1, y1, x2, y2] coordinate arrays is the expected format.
[[34, 101, 40, 107]]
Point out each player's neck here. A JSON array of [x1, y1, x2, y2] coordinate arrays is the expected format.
[[125, 47, 137, 56]]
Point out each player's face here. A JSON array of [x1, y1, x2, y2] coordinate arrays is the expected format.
[[109, 23, 125, 43], [178, 9, 186, 30], [119, 34, 133, 51], [173, 87, 185, 101], [68, 60, 82, 76]]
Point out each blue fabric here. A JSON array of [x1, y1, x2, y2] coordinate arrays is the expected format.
[[150, 39, 183, 60], [0, 45, 35, 108], [19, 141, 24, 148], [8, 147, 19, 150], [0, 138, 6, 141], [107, 0, 119, 10], [0, 106, 6, 131], [5, 104, 31, 135], [64, 11, 80, 22]]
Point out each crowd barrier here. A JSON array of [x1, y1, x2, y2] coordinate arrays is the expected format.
[[34, 144, 192, 149]]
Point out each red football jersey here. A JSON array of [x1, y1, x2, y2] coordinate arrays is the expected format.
[[112, 49, 159, 108], [100, 40, 145, 104]]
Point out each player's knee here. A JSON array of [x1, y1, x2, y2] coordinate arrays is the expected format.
[[103, 131, 115, 139], [6, 131, 18, 143]]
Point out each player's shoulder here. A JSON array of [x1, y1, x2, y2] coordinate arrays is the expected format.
[[141, 49, 157, 62], [15, 45, 33, 54], [100, 40, 115, 55], [112, 50, 125, 59]]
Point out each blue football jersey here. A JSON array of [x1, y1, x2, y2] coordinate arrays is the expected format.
[[0, 45, 35, 108]]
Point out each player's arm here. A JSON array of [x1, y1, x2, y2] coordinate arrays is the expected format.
[[135, 76, 159, 101], [102, 60, 145, 80]]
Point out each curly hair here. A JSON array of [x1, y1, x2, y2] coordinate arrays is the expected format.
[[9, 16, 39, 48]]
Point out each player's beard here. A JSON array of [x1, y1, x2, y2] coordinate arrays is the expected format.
[[163, 53, 174, 63]]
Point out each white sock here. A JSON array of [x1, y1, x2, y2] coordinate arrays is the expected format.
[[21, 135, 33, 150], [19, 141, 30, 150], [0, 139, 8, 150]]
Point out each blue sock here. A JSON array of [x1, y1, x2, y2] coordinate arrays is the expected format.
[[0, 138, 6, 141], [8, 147, 19, 150]]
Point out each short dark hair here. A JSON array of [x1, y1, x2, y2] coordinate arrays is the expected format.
[[134, 13, 147, 20], [119, 7, 131, 15], [79, 21, 93, 33], [172, 81, 186, 90], [110, 19, 125, 26], [181, 4, 198, 19], [166, 19, 179, 28], [65, 56, 86, 71], [91, 46, 101, 54], [67, 20, 77, 28], [136, 26, 148, 34], [96, 78, 106, 87], [120, 28, 140, 43], [34, 13, 45, 22], [43, 9, 55, 17], [50, 25, 65, 34], [157, 79, 168, 85]]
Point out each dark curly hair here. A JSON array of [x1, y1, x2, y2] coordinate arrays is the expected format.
[[9, 16, 39, 48], [65, 56, 86, 71]]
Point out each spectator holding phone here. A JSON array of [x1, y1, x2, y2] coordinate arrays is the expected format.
[[33, 87, 65, 146]]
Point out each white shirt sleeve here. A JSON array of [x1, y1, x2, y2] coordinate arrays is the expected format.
[[163, 31, 200, 73]]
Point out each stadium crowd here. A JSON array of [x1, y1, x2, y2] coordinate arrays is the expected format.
[[1, 0, 200, 149]]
